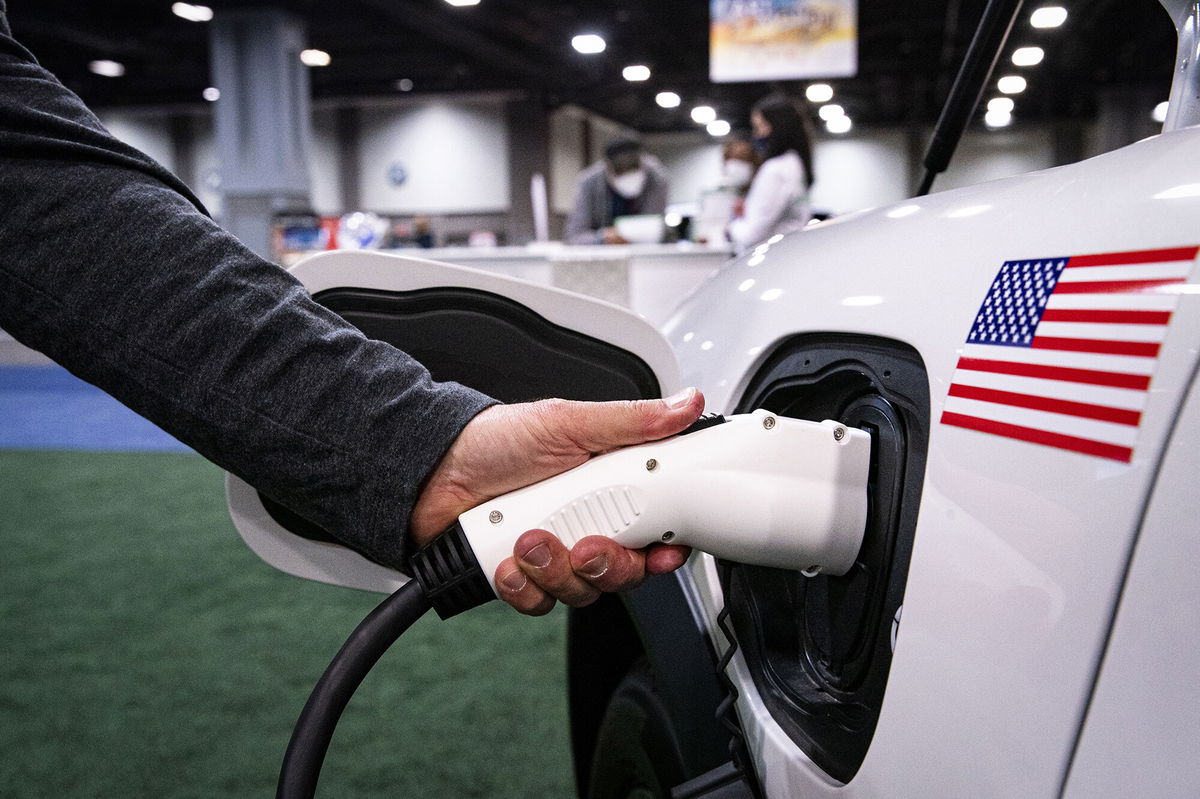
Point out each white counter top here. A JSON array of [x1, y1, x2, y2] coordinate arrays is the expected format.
[[285, 242, 736, 326]]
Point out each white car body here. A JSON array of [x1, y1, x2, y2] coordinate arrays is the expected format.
[[228, 2, 1200, 795], [667, 126, 1200, 797]]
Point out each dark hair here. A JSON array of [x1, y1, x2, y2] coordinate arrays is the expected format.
[[604, 137, 642, 160], [753, 94, 815, 188]]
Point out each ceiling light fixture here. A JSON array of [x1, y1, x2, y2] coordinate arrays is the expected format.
[[171, 2, 213, 22], [691, 105, 717, 124], [987, 97, 1015, 114], [395, 78, 414, 92], [707, 120, 731, 136], [571, 34, 606, 54], [1153, 101, 1169, 123], [1012, 46, 1045, 66], [805, 83, 833, 103], [826, 115, 852, 134], [300, 49, 331, 67], [203, 87, 220, 101], [997, 75, 1027, 94], [88, 59, 125, 77], [656, 91, 681, 108], [818, 103, 845, 121], [623, 65, 651, 82], [444, 0, 481, 6], [985, 109, 1013, 128], [1030, 6, 1067, 28]]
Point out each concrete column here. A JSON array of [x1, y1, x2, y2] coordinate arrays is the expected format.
[[505, 97, 552, 245], [209, 8, 313, 261], [334, 106, 361, 213]]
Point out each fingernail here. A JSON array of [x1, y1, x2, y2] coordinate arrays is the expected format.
[[665, 387, 696, 409], [500, 569, 527, 592], [579, 553, 609, 579], [522, 543, 552, 568]]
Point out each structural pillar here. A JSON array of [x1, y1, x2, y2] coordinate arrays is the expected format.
[[209, 8, 313, 261], [505, 97, 553, 245]]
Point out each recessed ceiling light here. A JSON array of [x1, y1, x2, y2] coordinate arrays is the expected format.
[[997, 75, 1027, 94], [656, 91, 681, 108], [1030, 6, 1067, 28], [202, 87, 220, 101], [171, 2, 213, 22], [1012, 46, 1045, 66], [300, 49, 331, 67], [1153, 101, 1169, 123], [805, 83, 833, 103], [985, 109, 1013, 128], [395, 78, 414, 92], [88, 59, 125, 77], [826, 115, 852, 134], [818, 103, 845, 121], [444, 0, 481, 6], [707, 120, 731, 136], [987, 97, 1015, 114], [623, 65, 651, 82], [572, 34, 606, 54], [691, 105, 717, 124]]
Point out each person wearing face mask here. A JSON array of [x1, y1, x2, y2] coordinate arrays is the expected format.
[[720, 133, 760, 195], [564, 138, 670, 244], [727, 93, 816, 254], [697, 132, 760, 245]]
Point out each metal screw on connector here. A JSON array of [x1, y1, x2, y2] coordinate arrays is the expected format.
[[833, 426, 846, 441], [646, 458, 658, 471], [489, 510, 503, 524], [661, 530, 676, 542], [762, 416, 776, 429]]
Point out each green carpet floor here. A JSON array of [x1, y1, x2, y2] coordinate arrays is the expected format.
[[0, 450, 575, 797]]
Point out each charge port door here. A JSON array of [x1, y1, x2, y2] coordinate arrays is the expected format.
[[227, 250, 681, 593], [725, 333, 930, 783]]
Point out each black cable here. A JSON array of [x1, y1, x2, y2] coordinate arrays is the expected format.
[[276, 580, 432, 799], [276, 522, 494, 798]]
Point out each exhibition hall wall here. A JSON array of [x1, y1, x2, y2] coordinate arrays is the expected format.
[[97, 96, 1104, 239]]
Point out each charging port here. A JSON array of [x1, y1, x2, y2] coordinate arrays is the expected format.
[[726, 334, 930, 783]]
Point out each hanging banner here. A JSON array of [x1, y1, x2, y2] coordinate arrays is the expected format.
[[710, 0, 858, 83]]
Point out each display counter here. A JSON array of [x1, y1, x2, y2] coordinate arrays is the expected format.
[[284, 242, 735, 326]]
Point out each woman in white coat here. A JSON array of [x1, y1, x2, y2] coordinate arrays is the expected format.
[[727, 94, 816, 253]]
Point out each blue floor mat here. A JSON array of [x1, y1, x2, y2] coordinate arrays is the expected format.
[[0, 365, 192, 452]]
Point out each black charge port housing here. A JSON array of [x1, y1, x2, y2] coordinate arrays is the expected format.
[[726, 333, 930, 784]]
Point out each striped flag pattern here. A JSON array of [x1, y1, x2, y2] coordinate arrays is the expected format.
[[941, 246, 1199, 463]]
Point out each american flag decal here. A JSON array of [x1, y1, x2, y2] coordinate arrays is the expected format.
[[941, 245, 1199, 463]]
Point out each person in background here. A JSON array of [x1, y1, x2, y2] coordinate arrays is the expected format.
[[565, 138, 670, 244], [696, 131, 761, 245], [719, 131, 760, 199], [727, 93, 816, 254]]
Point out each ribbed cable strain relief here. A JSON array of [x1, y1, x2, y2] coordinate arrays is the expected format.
[[410, 521, 495, 620]]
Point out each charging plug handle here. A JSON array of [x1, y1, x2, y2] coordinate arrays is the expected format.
[[459, 410, 873, 596]]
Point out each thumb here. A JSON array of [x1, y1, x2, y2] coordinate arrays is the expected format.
[[566, 387, 705, 453]]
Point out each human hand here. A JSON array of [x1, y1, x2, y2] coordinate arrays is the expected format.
[[601, 227, 630, 245], [410, 388, 706, 615]]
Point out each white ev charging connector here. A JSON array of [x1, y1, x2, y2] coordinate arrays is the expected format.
[[460, 409, 871, 594], [278, 409, 873, 799]]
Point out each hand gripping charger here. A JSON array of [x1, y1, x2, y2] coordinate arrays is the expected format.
[[410, 409, 873, 619], [277, 410, 873, 799], [468, 409, 870, 584]]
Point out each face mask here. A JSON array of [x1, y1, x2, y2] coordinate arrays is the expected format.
[[610, 169, 648, 199], [722, 159, 754, 188], [753, 136, 770, 157]]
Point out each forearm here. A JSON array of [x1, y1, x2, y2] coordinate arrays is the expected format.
[[0, 26, 495, 568]]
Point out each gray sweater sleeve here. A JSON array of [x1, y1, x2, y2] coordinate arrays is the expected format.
[[0, 6, 497, 570]]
